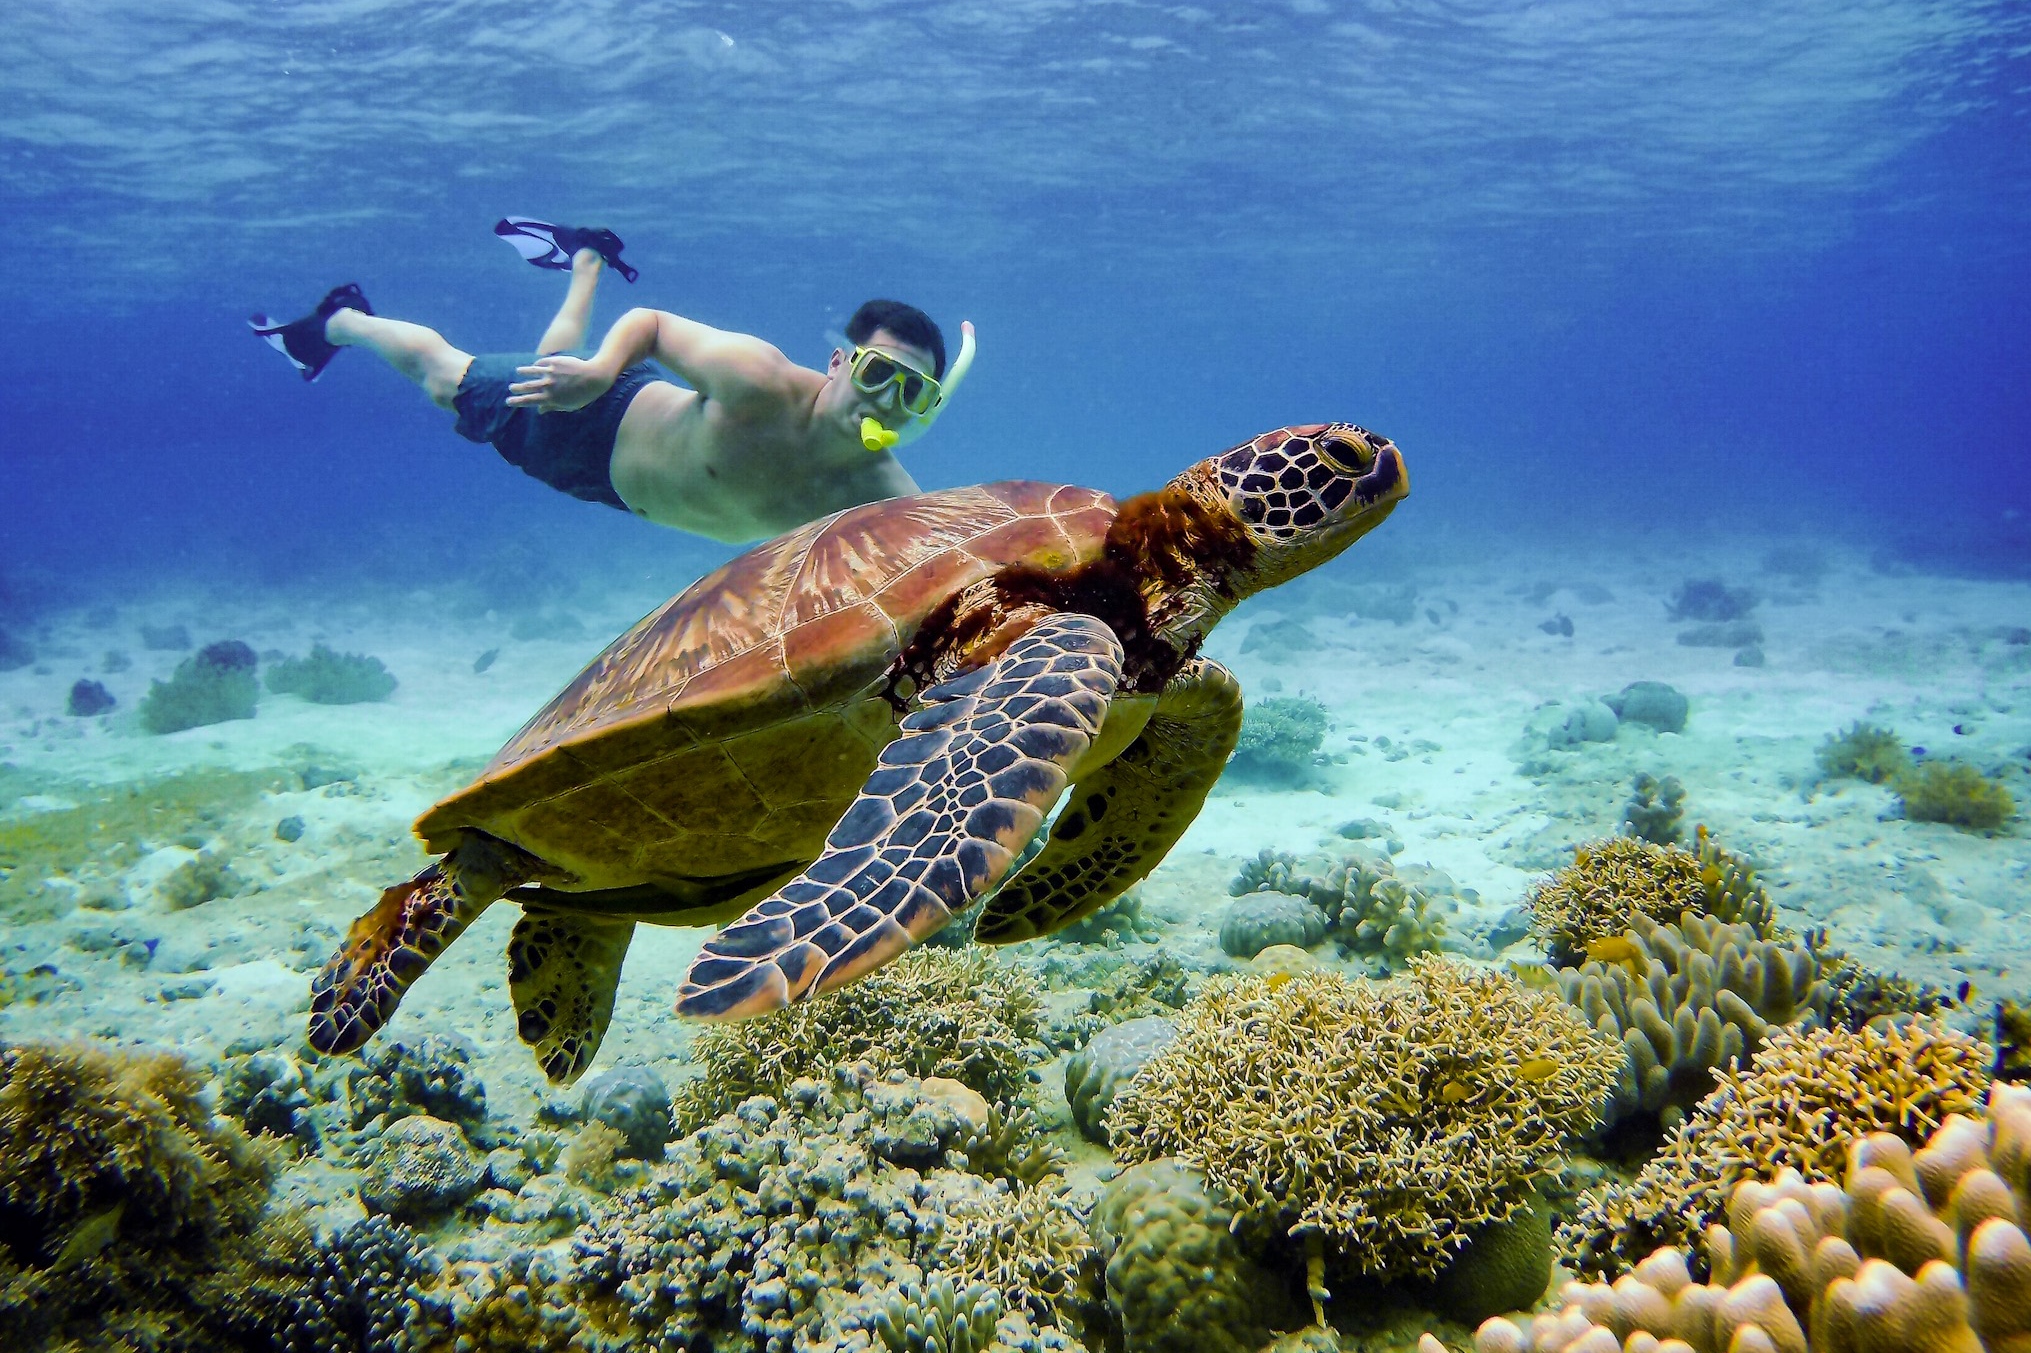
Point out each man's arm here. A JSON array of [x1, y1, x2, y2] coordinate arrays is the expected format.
[[508, 308, 793, 413]]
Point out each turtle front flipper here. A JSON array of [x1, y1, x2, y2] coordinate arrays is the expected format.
[[676, 613, 1124, 1020], [307, 833, 539, 1056], [508, 911, 637, 1085], [976, 658, 1244, 943]]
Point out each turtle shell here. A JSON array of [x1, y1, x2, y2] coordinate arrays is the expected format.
[[415, 482, 1119, 892]]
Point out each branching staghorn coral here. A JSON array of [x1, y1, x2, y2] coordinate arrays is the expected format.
[[1561, 1019, 1992, 1280], [1107, 958, 1618, 1281], [1528, 837, 1712, 966], [672, 947, 1044, 1130], [1556, 912, 1828, 1131], [1475, 1082, 2031, 1353]]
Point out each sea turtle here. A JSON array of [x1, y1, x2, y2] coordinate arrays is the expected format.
[[308, 422, 1407, 1082]]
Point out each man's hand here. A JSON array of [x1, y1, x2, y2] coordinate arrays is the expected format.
[[508, 354, 612, 413]]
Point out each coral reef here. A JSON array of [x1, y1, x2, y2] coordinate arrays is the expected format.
[[1218, 891, 1328, 958], [66, 678, 115, 716], [0, 1039, 279, 1349], [1690, 825, 1780, 939], [1478, 1082, 2031, 1353], [1089, 1158, 1300, 1353], [1556, 912, 1828, 1133], [1064, 1016, 1177, 1145], [1620, 772, 1687, 845], [1425, 1194, 1555, 1325], [1230, 847, 1457, 966], [265, 643, 398, 704], [672, 947, 1044, 1130], [1562, 1019, 1991, 1278], [1816, 720, 1912, 784], [1050, 887, 1164, 947], [1603, 681, 1689, 734], [1227, 695, 1331, 786], [573, 1065, 1091, 1349], [580, 1064, 674, 1161], [358, 1113, 487, 1221], [1109, 959, 1619, 1282], [217, 1050, 320, 1148], [1666, 579, 1757, 623], [1527, 838, 1711, 967], [1896, 758, 2017, 830], [343, 1031, 489, 1132], [159, 850, 245, 909], [138, 640, 260, 734]]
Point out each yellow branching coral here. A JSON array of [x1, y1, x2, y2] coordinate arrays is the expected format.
[[1475, 1082, 2031, 1352], [672, 947, 1043, 1130], [1557, 912, 1829, 1131], [1563, 1019, 1991, 1279], [1529, 838, 1711, 965], [1107, 958, 1619, 1281]]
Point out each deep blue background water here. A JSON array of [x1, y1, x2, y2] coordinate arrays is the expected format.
[[5, 0, 2027, 602]]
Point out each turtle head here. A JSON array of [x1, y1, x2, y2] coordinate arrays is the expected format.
[[1202, 422, 1407, 597], [1130, 423, 1406, 651]]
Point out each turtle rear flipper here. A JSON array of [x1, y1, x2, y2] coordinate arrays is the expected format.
[[509, 911, 636, 1085], [976, 657, 1243, 943], [307, 834, 537, 1056], [675, 613, 1124, 1020]]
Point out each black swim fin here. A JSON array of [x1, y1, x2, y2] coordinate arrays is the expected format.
[[494, 217, 639, 283], [249, 283, 373, 382]]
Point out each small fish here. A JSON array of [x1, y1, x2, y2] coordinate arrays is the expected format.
[[54, 1200, 124, 1267], [1264, 971, 1294, 992], [1505, 962, 1557, 991], [1585, 936, 1646, 971], [1517, 1058, 1558, 1081], [473, 648, 500, 674], [1958, 979, 1978, 1004], [1439, 1080, 1471, 1103]]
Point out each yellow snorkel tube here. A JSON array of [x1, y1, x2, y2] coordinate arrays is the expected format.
[[862, 320, 976, 452]]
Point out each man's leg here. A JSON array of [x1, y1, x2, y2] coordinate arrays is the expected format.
[[326, 311, 475, 411], [534, 249, 605, 356]]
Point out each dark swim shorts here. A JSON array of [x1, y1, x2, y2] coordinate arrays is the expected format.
[[451, 350, 665, 511]]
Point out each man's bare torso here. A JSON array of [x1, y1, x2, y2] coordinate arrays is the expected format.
[[607, 372, 920, 544]]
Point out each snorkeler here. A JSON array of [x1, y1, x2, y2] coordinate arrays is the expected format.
[[249, 221, 975, 544]]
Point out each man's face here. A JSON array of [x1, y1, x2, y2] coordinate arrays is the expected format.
[[825, 327, 940, 432]]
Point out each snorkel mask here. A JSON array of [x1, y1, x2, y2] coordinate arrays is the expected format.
[[856, 320, 977, 452]]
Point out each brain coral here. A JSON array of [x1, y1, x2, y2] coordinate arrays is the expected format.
[[1089, 1158, 1300, 1353], [672, 947, 1044, 1131], [1563, 1018, 1992, 1280], [1476, 1081, 2031, 1353], [1556, 912, 1828, 1131], [1107, 958, 1619, 1281]]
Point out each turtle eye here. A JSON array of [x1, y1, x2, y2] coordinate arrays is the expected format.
[[1315, 431, 1372, 475]]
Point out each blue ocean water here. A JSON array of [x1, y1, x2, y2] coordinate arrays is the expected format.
[[5, 0, 2027, 593]]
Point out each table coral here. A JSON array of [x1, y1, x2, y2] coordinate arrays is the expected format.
[[1475, 1082, 2031, 1353], [1107, 959, 1618, 1282], [672, 947, 1044, 1132], [1555, 912, 1827, 1132], [1562, 1019, 1992, 1280]]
